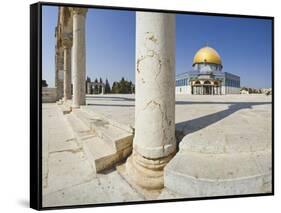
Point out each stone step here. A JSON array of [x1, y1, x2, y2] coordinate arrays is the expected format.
[[83, 137, 117, 172], [57, 99, 73, 114], [65, 109, 133, 173], [83, 137, 133, 173], [56, 99, 64, 105], [65, 113, 118, 172], [58, 104, 71, 115], [65, 112, 95, 141], [164, 150, 272, 197], [72, 109, 133, 152]]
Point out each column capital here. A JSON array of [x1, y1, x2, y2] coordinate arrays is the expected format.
[[70, 7, 88, 16]]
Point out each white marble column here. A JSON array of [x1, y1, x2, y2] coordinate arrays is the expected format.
[[62, 37, 72, 101], [101, 85, 105, 94], [71, 8, 87, 108], [126, 12, 176, 189], [86, 82, 92, 94]]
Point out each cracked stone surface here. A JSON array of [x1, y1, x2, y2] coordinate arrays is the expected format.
[[133, 13, 176, 160]]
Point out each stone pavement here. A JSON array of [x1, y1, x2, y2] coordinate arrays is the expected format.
[[85, 94, 272, 131], [42, 104, 144, 207], [165, 94, 272, 196], [85, 94, 272, 196], [42, 94, 272, 206], [85, 95, 135, 128]]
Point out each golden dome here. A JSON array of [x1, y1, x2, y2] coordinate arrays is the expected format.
[[193, 46, 222, 65]]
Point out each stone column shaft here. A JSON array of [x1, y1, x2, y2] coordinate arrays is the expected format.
[[126, 12, 176, 189], [86, 82, 92, 94], [101, 85, 105, 94], [56, 51, 64, 100], [63, 40, 72, 101], [71, 8, 87, 108]]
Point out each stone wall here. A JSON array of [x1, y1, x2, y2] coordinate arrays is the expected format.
[[42, 88, 57, 103], [176, 85, 189, 94]]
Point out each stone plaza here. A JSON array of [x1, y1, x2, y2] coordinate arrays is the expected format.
[[42, 7, 272, 207], [43, 94, 272, 206]]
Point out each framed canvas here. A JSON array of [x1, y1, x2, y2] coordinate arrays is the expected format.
[[30, 1, 274, 210]]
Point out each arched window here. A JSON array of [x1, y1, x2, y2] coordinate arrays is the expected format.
[[194, 80, 201, 85], [204, 80, 211, 85]]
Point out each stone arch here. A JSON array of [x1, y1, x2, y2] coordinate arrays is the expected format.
[[194, 80, 201, 85]]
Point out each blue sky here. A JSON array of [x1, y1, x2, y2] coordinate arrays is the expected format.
[[42, 6, 272, 88]]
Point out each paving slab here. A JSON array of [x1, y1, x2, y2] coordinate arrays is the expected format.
[[43, 171, 143, 207]]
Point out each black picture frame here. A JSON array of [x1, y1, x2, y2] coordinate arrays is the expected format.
[[30, 1, 274, 210]]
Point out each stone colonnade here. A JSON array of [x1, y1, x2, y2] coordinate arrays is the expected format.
[[55, 7, 87, 108], [191, 80, 222, 95], [86, 81, 105, 94], [192, 85, 222, 95], [126, 12, 176, 189]]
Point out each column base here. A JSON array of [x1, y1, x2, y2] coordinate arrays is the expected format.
[[63, 97, 71, 102], [125, 151, 175, 190], [71, 105, 80, 109]]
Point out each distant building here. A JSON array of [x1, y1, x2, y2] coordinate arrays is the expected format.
[[261, 88, 272, 95], [176, 46, 240, 95], [241, 89, 249, 94]]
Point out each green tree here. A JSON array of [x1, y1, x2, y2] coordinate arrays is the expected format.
[[42, 80, 48, 87], [111, 82, 118, 93], [129, 81, 135, 93], [99, 77, 103, 93], [240, 87, 248, 91], [94, 78, 99, 94], [111, 78, 135, 94], [105, 78, 111, 93], [85, 76, 91, 93]]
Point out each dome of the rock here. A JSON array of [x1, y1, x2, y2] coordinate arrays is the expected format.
[[193, 46, 222, 65]]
